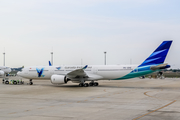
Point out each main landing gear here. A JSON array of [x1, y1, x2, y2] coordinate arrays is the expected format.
[[79, 81, 99, 87], [29, 79, 33, 85], [79, 83, 89, 87], [157, 72, 165, 79]]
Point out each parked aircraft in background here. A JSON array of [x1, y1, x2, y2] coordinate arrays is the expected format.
[[17, 41, 172, 87], [0, 66, 11, 77]]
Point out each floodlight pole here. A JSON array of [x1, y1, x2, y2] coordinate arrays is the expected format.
[[3, 52, 5, 66], [104, 51, 107, 65], [51, 52, 53, 66]]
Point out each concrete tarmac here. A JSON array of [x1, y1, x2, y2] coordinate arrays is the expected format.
[[0, 77, 180, 120]]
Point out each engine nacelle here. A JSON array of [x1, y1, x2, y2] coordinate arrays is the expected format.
[[51, 75, 67, 84], [0, 71, 4, 76]]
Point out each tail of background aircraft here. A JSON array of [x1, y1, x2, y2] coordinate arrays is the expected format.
[[49, 61, 52, 66], [139, 41, 172, 67]]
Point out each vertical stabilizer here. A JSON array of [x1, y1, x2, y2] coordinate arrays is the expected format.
[[49, 61, 52, 66], [139, 41, 172, 67]]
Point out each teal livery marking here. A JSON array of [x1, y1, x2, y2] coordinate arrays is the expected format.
[[113, 70, 157, 80]]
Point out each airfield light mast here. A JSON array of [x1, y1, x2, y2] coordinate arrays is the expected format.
[[3, 52, 5, 66], [51, 52, 53, 66], [104, 51, 107, 65]]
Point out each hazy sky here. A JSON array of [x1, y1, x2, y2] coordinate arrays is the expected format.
[[0, 0, 179, 68]]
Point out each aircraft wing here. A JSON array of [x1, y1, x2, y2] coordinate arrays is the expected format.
[[66, 65, 103, 81], [66, 65, 89, 79]]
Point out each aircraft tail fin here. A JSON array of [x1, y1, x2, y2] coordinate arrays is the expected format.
[[49, 61, 52, 66], [139, 41, 172, 67]]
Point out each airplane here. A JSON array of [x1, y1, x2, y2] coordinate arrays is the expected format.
[[0, 66, 11, 77], [17, 41, 172, 86]]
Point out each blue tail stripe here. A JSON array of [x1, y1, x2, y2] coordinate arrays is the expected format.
[[154, 41, 172, 52], [142, 57, 161, 64], [143, 57, 164, 65], [146, 50, 168, 61], [143, 49, 168, 65], [147, 49, 168, 60]]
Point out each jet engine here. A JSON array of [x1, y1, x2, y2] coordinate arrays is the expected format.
[[51, 75, 68, 84], [0, 71, 4, 76]]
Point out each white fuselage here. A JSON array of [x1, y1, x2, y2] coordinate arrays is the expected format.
[[17, 65, 138, 80]]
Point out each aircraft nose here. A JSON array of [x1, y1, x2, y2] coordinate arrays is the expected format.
[[17, 71, 24, 77], [8, 68, 11, 73], [17, 71, 21, 76]]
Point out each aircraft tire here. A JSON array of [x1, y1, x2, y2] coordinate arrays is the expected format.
[[89, 83, 93, 86], [94, 82, 99, 86], [30, 82, 33, 85], [84, 83, 89, 87], [13, 81, 17, 85], [79, 83, 84, 87], [5, 81, 9, 84]]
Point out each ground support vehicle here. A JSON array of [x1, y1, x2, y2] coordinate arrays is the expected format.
[[2, 78, 24, 85]]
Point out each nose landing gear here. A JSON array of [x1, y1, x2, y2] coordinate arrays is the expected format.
[[157, 72, 165, 79], [29, 79, 33, 85]]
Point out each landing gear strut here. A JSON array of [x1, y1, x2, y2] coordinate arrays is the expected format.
[[29, 79, 33, 85], [157, 72, 165, 79]]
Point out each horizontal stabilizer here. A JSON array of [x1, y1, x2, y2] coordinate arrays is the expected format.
[[150, 63, 170, 70]]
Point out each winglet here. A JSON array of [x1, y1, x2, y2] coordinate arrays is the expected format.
[[49, 61, 52, 66], [83, 65, 88, 69]]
